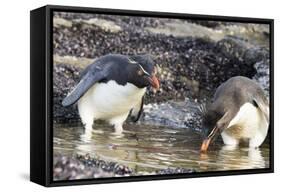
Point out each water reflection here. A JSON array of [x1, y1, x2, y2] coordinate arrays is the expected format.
[[199, 145, 266, 171], [53, 123, 270, 172]]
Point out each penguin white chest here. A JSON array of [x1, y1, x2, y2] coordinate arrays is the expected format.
[[222, 102, 269, 146], [78, 80, 146, 120]]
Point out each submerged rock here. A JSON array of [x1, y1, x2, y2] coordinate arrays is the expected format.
[[156, 167, 195, 175], [141, 99, 202, 131], [53, 153, 195, 180], [53, 153, 130, 180]]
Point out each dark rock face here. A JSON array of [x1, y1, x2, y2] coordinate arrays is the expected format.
[[53, 40, 269, 123], [52, 13, 270, 123], [53, 64, 81, 123], [142, 99, 203, 130]]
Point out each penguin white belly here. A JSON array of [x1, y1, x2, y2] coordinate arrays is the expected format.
[[78, 80, 146, 122], [222, 102, 269, 147]]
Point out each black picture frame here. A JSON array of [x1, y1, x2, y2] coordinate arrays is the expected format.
[[30, 4, 274, 187]]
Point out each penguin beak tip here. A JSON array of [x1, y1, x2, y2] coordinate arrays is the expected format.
[[200, 138, 211, 152], [149, 75, 160, 91]]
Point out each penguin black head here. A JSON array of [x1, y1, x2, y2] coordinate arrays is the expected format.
[[201, 107, 223, 137], [126, 54, 160, 90], [200, 106, 226, 152]]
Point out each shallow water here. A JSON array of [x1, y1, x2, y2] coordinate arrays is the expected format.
[[53, 122, 270, 173]]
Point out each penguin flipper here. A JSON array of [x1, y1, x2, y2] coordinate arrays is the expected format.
[[62, 66, 108, 107], [253, 97, 269, 123], [129, 96, 144, 122]]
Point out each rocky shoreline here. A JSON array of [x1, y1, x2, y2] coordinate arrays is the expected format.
[[53, 153, 195, 180], [53, 12, 269, 124]]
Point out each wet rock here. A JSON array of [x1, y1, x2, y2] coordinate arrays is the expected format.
[[253, 60, 270, 96], [141, 99, 202, 131], [53, 154, 116, 180], [247, 48, 270, 96], [146, 21, 225, 41], [187, 20, 228, 28], [53, 153, 195, 180], [156, 167, 195, 174], [53, 64, 81, 123], [78, 18, 122, 33], [53, 17, 72, 28], [54, 12, 165, 29], [76, 154, 133, 176], [54, 54, 94, 68]]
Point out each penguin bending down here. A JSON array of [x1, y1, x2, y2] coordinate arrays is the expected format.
[[62, 54, 160, 135], [200, 76, 269, 152]]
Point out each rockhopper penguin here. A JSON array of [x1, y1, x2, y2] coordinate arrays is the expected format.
[[62, 54, 160, 135], [200, 76, 269, 152]]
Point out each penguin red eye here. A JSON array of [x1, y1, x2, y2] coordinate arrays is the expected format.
[[137, 69, 144, 76]]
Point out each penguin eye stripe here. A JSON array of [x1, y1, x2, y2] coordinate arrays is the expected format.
[[138, 64, 150, 76], [128, 58, 137, 64], [137, 70, 143, 75]]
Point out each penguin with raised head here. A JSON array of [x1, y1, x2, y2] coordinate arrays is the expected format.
[[62, 54, 160, 135], [200, 76, 269, 152]]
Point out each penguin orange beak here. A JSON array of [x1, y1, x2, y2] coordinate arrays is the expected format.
[[200, 138, 211, 153], [148, 75, 160, 90], [200, 125, 220, 153]]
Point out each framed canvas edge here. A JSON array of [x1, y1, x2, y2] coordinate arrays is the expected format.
[[34, 4, 274, 187]]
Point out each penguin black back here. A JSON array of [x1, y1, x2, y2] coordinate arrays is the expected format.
[[79, 54, 155, 87], [62, 54, 158, 107]]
